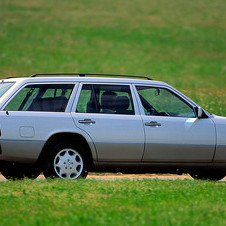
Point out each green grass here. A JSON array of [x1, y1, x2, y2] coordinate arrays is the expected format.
[[0, 0, 225, 115], [0, 2, 225, 223], [0, 179, 225, 225]]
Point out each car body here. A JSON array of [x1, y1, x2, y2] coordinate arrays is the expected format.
[[0, 74, 225, 180]]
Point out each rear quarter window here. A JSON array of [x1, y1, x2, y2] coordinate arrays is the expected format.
[[0, 82, 15, 97], [5, 84, 74, 112]]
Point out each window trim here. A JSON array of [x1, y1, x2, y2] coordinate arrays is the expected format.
[[2, 82, 77, 113]]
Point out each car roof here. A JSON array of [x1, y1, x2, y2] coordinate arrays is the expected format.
[[2, 76, 168, 86]]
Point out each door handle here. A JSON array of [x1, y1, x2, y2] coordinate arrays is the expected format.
[[145, 121, 161, 127], [78, 119, 96, 124]]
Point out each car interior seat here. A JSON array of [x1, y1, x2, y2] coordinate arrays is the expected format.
[[115, 96, 131, 114]]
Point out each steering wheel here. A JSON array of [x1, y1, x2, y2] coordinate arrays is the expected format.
[[147, 107, 159, 116], [158, 111, 170, 116]]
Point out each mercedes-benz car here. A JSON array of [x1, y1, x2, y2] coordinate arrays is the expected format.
[[0, 73, 225, 180]]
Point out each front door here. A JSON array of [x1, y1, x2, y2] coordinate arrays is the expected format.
[[135, 85, 216, 162], [71, 83, 145, 161]]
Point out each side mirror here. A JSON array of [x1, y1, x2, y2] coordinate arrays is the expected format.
[[194, 106, 203, 118]]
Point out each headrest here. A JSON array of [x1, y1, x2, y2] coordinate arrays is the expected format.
[[101, 91, 117, 108], [115, 96, 130, 111]]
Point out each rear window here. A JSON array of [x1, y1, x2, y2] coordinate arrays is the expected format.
[[0, 82, 15, 97]]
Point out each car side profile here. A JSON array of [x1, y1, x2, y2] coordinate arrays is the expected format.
[[0, 73, 225, 180]]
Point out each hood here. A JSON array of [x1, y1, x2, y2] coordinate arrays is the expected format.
[[211, 115, 226, 125]]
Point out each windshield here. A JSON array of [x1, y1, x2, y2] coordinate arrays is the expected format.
[[0, 82, 15, 97]]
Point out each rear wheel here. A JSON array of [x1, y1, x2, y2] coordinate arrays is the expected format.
[[43, 142, 88, 179], [1, 162, 40, 180], [190, 170, 225, 181]]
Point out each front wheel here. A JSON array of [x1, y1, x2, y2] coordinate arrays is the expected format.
[[43, 142, 88, 179], [190, 170, 225, 181]]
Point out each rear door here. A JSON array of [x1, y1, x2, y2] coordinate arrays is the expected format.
[[71, 83, 145, 161]]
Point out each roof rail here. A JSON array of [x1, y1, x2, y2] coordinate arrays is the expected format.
[[30, 73, 152, 80]]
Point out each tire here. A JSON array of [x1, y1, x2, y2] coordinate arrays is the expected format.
[[1, 162, 40, 180], [190, 170, 225, 181], [43, 141, 88, 180]]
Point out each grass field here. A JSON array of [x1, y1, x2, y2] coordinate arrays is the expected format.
[[0, 178, 225, 226], [0, 1, 226, 225], [0, 0, 225, 115]]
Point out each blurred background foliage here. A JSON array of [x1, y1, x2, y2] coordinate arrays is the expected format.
[[0, 0, 225, 115]]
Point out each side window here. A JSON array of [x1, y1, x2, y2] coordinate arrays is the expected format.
[[76, 85, 93, 113], [0, 82, 15, 97], [136, 86, 195, 118], [76, 84, 135, 115], [5, 84, 74, 112]]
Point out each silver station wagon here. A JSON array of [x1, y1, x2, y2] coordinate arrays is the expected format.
[[0, 73, 225, 180]]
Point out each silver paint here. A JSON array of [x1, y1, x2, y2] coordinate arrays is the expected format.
[[0, 76, 225, 174]]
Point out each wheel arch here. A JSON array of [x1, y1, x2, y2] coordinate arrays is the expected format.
[[36, 132, 96, 171]]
